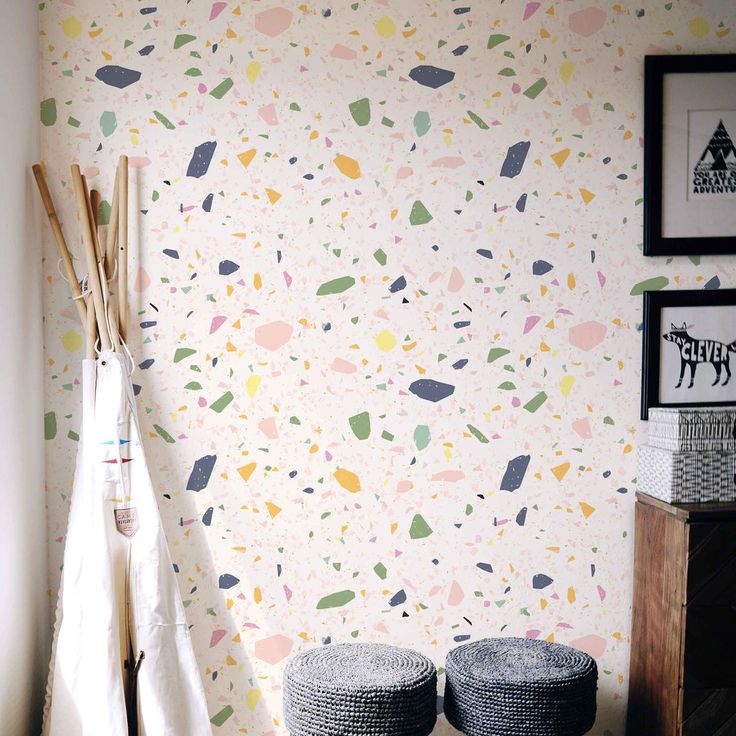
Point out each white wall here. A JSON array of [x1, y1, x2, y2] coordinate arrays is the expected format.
[[0, 1, 48, 733]]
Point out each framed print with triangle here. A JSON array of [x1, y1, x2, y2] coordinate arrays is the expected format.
[[644, 54, 736, 256]]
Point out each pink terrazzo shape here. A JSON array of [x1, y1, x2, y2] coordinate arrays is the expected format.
[[331, 357, 357, 373], [569, 7, 607, 36], [570, 634, 607, 659], [259, 103, 279, 125], [569, 320, 607, 350], [331, 44, 356, 60], [448, 267, 464, 292], [448, 580, 465, 605], [572, 417, 593, 439], [258, 417, 279, 439], [431, 470, 465, 482], [254, 634, 293, 664], [255, 7, 293, 37], [254, 320, 293, 350]]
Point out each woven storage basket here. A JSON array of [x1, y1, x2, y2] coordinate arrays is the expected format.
[[648, 408, 736, 452], [648, 407, 736, 426], [283, 643, 437, 736], [647, 434, 736, 452], [637, 444, 736, 503], [444, 637, 597, 736]]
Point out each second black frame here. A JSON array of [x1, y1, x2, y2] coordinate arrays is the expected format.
[[641, 288, 736, 419]]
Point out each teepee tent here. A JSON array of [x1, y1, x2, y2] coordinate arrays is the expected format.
[[34, 160, 212, 736]]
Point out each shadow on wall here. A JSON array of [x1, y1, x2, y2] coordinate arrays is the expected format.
[[133, 373, 276, 729], [591, 680, 624, 736], [2, 171, 49, 736], [139, 414, 275, 732], [125, 211, 276, 733]]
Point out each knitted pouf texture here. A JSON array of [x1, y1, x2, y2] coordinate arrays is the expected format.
[[283, 643, 437, 736], [444, 638, 597, 736]]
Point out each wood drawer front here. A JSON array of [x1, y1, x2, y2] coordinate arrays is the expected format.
[[683, 607, 736, 688], [680, 688, 736, 735], [687, 522, 736, 606]]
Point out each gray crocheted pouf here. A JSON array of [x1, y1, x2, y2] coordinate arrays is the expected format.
[[444, 638, 597, 736], [283, 643, 437, 736]]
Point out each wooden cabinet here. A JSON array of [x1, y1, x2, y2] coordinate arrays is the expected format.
[[627, 492, 736, 735]]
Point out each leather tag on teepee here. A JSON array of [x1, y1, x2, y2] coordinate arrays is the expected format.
[[114, 507, 139, 537]]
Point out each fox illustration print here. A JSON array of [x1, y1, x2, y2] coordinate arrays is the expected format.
[[663, 322, 736, 389]]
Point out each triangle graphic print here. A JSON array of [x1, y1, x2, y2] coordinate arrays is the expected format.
[[695, 119, 736, 173]]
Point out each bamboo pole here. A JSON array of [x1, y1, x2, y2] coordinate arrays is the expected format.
[[107, 297, 121, 351], [85, 295, 97, 359], [89, 187, 120, 353], [90, 188, 101, 228], [71, 165, 112, 351], [81, 176, 103, 261], [84, 199, 98, 357], [118, 156, 129, 342], [84, 187, 99, 356], [31, 164, 87, 325], [90, 188, 106, 273], [83, 177, 120, 352], [104, 167, 120, 281]]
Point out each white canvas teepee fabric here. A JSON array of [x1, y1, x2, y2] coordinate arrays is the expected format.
[[43, 351, 211, 736]]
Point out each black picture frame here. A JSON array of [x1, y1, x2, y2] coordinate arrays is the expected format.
[[641, 289, 736, 419], [644, 54, 736, 256]]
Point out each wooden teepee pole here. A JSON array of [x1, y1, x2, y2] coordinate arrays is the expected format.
[[81, 176, 103, 262], [117, 155, 129, 342], [90, 188, 105, 246], [83, 176, 120, 351], [104, 167, 120, 281], [85, 293, 97, 359], [71, 165, 112, 351], [31, 164, 87, 325], [90, 186, 123, 354]]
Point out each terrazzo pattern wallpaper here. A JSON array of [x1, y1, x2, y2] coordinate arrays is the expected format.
[[40, 1, 736, 734]]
